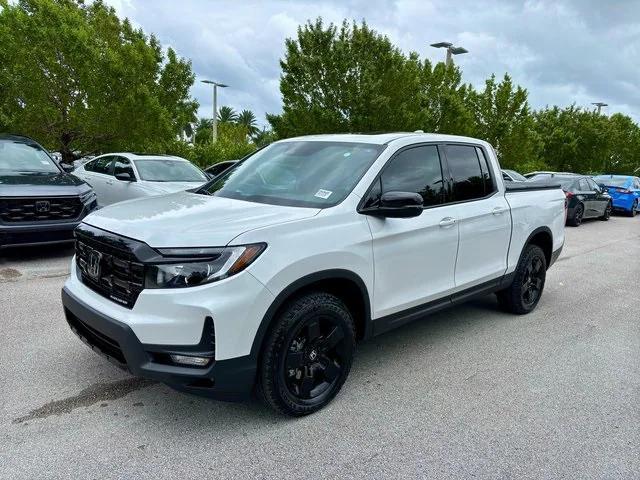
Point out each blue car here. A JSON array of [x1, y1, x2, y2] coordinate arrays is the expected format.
[[593, 175, 640, 216]]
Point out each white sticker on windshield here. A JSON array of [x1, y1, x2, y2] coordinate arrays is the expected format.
[[41, 160, 49, 165], [315, 189, 333, 199]]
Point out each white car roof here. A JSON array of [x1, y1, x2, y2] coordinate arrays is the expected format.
[[95, 153, 189, 162], [279, 132, 488, 146]]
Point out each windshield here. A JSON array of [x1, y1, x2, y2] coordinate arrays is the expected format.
[[0, 139, 60, 173], [593, 176, 630, 188], [133, 159, 208, 182], [199, 141, 386, 208]]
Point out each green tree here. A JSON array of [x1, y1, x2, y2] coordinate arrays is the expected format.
[[217, 106, 238, 123], [237, 109, 259, 136], [194, 117, 213, 144], [0, 0, 197, 163], [268, 18, 423, 137], [468, 74, 541, 171]]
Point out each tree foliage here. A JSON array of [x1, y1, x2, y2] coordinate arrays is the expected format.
[[269, 17, 640, 175], [0, 0, 198, 162]]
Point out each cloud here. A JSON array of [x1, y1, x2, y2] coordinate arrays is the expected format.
[[104, 0, 639, 124]]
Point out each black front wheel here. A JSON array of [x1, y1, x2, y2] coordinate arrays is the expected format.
[[259, 292, 355, 416], [497, 244, 547, 315], [600, 202, 611, 221]]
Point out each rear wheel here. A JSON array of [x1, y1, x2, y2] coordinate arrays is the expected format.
[[629, 199, 638, 217], [600, 201, 611, 221], [568, 203, 584, 226], [497, 244, 547, 315], [259, 292, 355, 416]]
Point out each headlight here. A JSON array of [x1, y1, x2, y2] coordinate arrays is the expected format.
[[79, 190, 96, 203], [145, 243, 266, 289]]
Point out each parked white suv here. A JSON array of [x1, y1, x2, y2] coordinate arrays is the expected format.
[[61, 133, 566, 416], [73, 153, 208, 206]]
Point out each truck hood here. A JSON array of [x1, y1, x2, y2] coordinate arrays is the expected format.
[[83, 191, 320, 247], [0, 171, 91, 196]]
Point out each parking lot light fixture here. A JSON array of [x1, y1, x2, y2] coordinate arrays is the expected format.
[[201, 79, 229, 143], [430, 42, 468, 67], [592, 102, 608, 114]]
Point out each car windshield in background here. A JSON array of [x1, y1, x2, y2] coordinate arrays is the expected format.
[[0, 139, 59, 173], [199, 141, 386, 208], [593, 176, 630, 188], [133, 159, 208, 182], [528, 174, 576, 189], [505, 170, 527, 181]]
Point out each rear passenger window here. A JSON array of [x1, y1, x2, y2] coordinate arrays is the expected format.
[[378, 145, 445, 207], [475, 147, 496, 195], [579, 179, 590, 191], [86, 156, 112, 175], [444, 145, 486, 201]]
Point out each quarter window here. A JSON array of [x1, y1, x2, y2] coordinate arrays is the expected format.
[[378, 145, 445, 207], [578, 178, 591, 191], [475, 147, 496, 195], [86, 156, 113, 175], [444, 145, 486, 201]]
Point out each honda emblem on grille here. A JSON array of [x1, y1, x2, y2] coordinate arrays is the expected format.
[[87, 250, 102, 280], [35, 200, 50, 213]]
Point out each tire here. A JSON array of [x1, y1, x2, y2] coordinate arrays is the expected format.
[[258, 292, 356, 416], [567, 203, 584, 226], [600, 201, 611, 221], [629, 199, 638, 217], [496, 244, 547, 315]]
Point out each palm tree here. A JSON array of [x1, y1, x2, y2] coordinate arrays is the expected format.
[[237, 109, 259, 136], [217, 106, 238, 123], [194, 117, 213, 144]]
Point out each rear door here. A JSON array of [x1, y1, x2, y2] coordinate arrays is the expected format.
[[366, 144, 459, 319], [578, 177, 597, 217], [442, 144, 511, 289], [80, 156, 114, 206], [106, 156, 139, 205]]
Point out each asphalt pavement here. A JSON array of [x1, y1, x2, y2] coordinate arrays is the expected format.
[[1, 216, 639, 479]]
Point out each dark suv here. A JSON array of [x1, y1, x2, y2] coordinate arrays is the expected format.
[[0, 134, 98, 249]]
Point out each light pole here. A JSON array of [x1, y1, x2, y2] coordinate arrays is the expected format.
[[592, 102, 608, 114], [201, 79, 229, 142], [430, 42, 468, 67]]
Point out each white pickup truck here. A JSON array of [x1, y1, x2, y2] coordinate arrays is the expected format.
[[61, 133, 566, 416]]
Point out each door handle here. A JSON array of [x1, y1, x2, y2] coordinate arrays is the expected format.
[[492, 207, 507, 215], [439, 217, 457, 227]]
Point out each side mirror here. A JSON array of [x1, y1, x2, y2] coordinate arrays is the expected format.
[[366, 191, 423, 218], [115, 171, 134, 182]]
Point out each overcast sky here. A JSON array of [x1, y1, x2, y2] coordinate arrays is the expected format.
[[104, 0, 639, 127]]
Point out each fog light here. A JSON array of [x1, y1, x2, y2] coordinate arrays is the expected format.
[[169, 354, 212, 367]]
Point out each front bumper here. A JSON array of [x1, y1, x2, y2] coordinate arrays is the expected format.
[[62, 287, 257, 401], [0, 220, 80, 248]]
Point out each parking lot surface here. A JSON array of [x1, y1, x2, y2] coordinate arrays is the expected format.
[[1, 216, 639, 479]]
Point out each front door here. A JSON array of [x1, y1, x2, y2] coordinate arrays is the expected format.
[[365, 145, 459, 320]]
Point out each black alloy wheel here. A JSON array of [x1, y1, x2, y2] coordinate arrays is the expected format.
[[569, 203, 584, 226], [497, 244, 547, 314], [521, 255, 545, 309], [630, 199, 638, 217], [600, 202, 611, 221], [259, 292, 355, 416]]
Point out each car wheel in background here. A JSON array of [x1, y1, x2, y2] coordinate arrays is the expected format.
[[629, 199, 638, 217], [259, 292, 356, 416], [600, 202, 611, 221], [497, 244, 547, 315], [568, 203, 584, 226]]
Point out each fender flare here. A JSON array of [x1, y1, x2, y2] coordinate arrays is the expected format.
[[248, 269, 372, 360]]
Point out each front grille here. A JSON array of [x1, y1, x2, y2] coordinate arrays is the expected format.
[[65, 308, 127, 365], [76, 233, 145, 309], [0, 196, 83, 223]]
